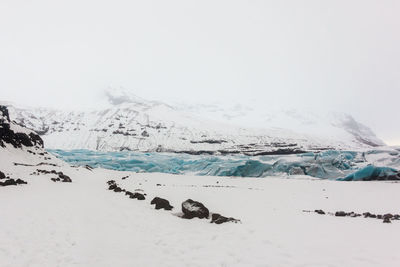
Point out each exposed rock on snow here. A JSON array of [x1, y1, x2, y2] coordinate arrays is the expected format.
[[151, 197, 174, 210], [307, 209, 400, 223], [181, 199, 210, 219], [130, 192, 145, 200], [34, 169, 72, 183], [0, 178, 27, 186], [210, 213, 241, 224], [0, 105, 43, 149], [314, 209, 326, 215]]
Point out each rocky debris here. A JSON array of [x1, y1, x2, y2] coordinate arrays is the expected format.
[[107, 180, 116, 185], [332, 211, 363, 218], [36, 169, 72, 182], [151, 197, 173, 210], [308, 209, 398, 223], [181, 199, 209, 219], [108, 184, 118, 190], [382, 214, 394, 223], [210, 213, 241, 224], [107, 180, 123, 192], [363, 212, 377, 218], [37, 162, 58, 167], [130, 192, 145, 200], [85, 165, 94, 171], [114, 187, 123, 193], [107, 180, 145, 200], [121, 175, 129, 180], [335, 211, 347, 217], [0, 178, 27, 186], [314, 209, 325, 215], [125, 191, 133, 196], [190, 139, 227, 144]]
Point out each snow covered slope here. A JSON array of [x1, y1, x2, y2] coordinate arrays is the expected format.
[[4, 89, 384, 153], [1, 105, 400, 267]]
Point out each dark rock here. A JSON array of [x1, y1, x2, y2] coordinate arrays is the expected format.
[[15, 178, 27, 184], [107, 180, 116, 185], [0, 106, 44, 148], [0, 179, 17, 186], [383, 218, 391, 223], [130, 192, 145, 200], [150, 197, 173, 210], [314, 209, 325, 215], [29, 132, 43, 147], [0, 171, 5, 179], [0, 106, 10, 121], [181, 199, 209, 219], [108, 184, 117, 190], [363, 212, 377, 218], [383, 214, 393, 220], [125, 191, 133, 196], [113, 187, 123, 193], [85, 165, 94, 171], [58, 172, 72, 182], [335, 211, 347, 217], [349, 212, 361, 217], [190, 139, 227, 144], [210, 213, 241, 224]]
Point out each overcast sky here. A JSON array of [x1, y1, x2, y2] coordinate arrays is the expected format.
[[0, 0, 399, 145]]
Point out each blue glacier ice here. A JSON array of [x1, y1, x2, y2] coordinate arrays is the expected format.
[[339, 165, 398, 181], [48, 149, 400, 181]]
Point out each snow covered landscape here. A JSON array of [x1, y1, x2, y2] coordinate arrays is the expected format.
[[2, 1, 400, 266], [1, 100, 400, 266]]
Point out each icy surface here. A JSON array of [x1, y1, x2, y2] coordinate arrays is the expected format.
[[49, 147, 400, 180]]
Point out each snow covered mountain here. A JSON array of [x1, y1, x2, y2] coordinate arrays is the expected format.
[[4, 89, 384, 154]]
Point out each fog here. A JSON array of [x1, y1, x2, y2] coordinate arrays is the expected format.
[[1, 0, 399, 144]]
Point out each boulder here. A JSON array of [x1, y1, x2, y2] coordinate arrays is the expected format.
[[335, 211, 347, 217], [181, 199, 209, 219], [151, 197, 173, 210], [108, 184, 117, 190], [210, 213, 240, 224], [130, 192, 145, 200], [314, 209, 325, 215], [113, 187, 123, 193], [15, 179, 27, 184], [0, 179, 16, 186], [383, 217, 391, 223], [0, 171, 5, 179]]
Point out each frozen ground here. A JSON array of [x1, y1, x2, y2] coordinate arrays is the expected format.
[[1, 146, 399, 267]]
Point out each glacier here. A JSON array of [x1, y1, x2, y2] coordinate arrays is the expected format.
[[49, 148, 400, 180], [5, 89, 385, 154]]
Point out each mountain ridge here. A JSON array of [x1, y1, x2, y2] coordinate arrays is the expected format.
[[3, 90, 385, 154]]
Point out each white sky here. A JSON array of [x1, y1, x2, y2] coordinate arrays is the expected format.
[[0, 0, 399, 145]]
